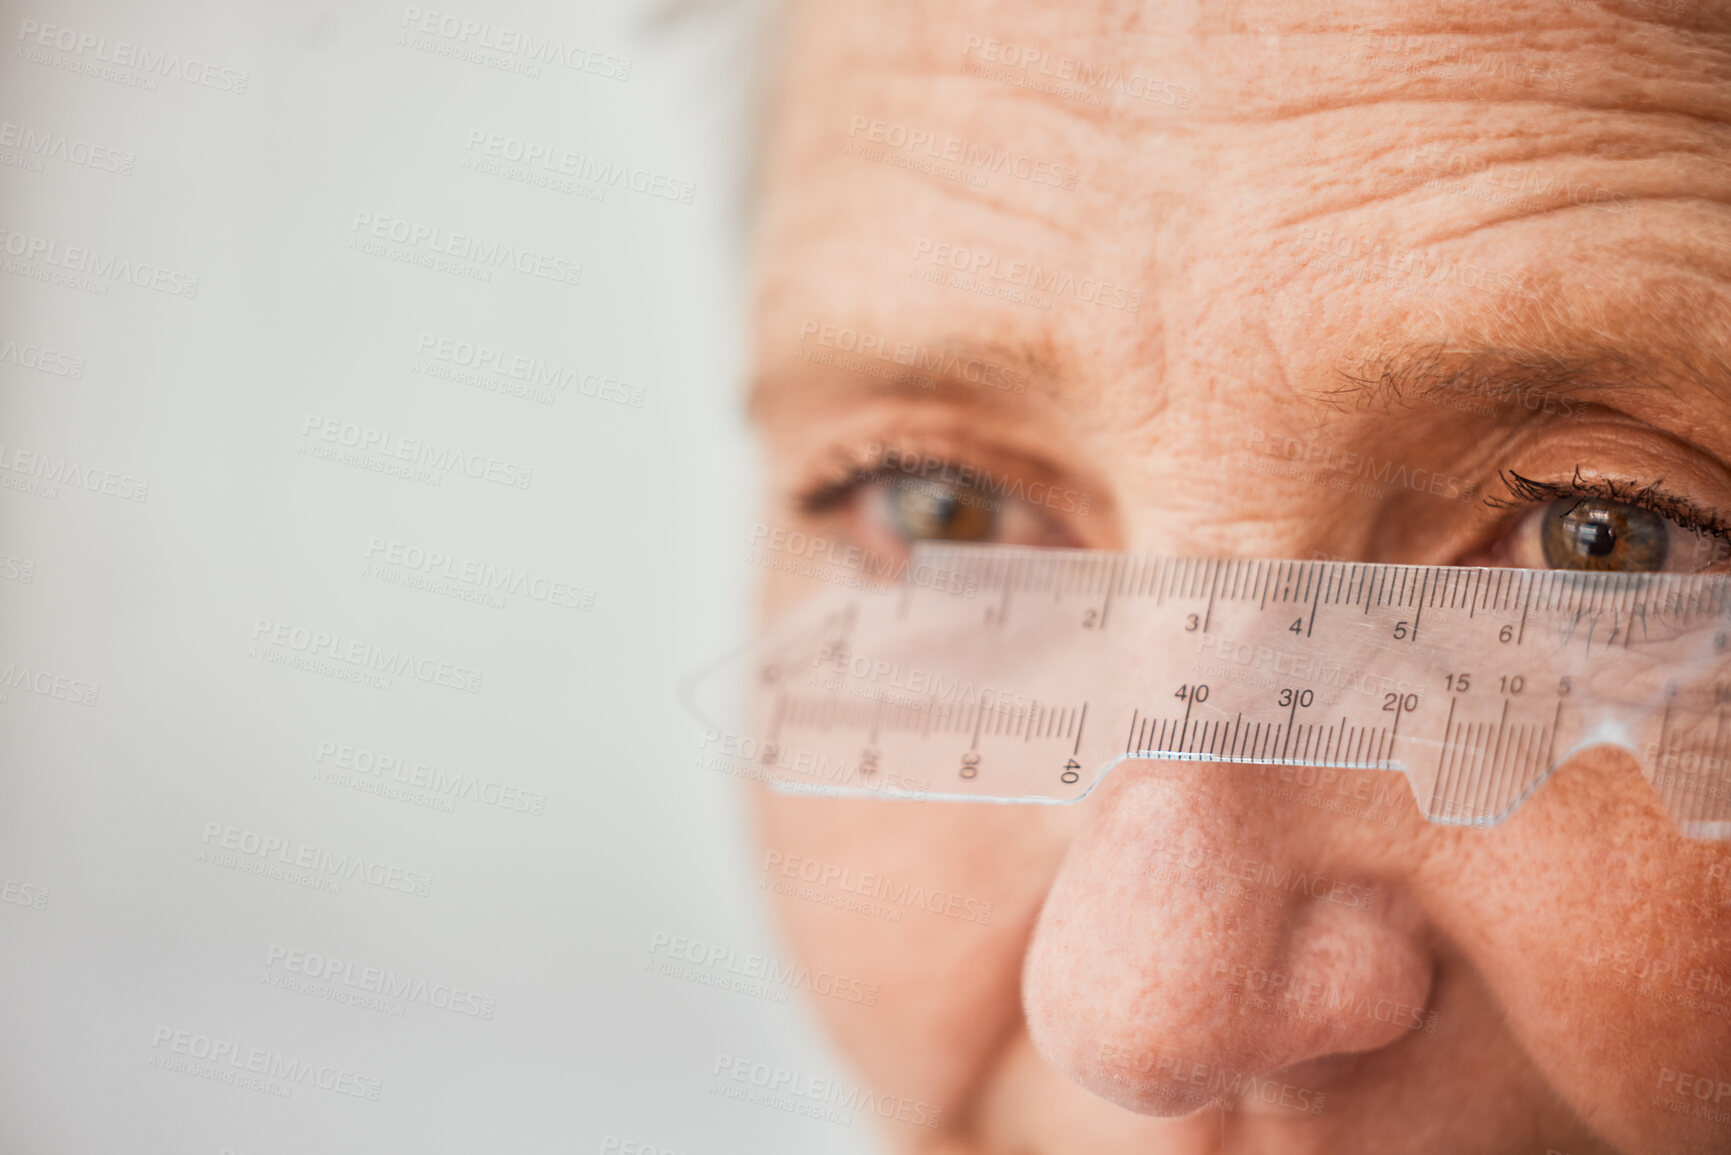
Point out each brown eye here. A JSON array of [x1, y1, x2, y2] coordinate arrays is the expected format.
[[830, 460, 1079, 553], [1492, 495, 1731, 574], [1539, 497, 1668, 571], [882, 477, 998, 542]]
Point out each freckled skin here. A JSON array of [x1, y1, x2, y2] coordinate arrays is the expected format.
[[746, 1, 1731, 1151]]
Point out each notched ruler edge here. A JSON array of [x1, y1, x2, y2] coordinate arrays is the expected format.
[[710, 546, 1731, 839]]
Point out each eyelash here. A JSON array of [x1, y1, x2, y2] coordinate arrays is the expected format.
[[795, 441, 997, 516], [1485, 468, 1731, 548]]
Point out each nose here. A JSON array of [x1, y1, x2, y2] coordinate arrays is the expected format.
[[1022, 759, 1435, 1116]]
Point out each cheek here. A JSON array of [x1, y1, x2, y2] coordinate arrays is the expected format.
[[1430, 746, 1731, 1152], [749, 786, 1074, 1120]]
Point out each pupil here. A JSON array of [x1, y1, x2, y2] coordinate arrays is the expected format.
[[1569, 518, 1616, 558]]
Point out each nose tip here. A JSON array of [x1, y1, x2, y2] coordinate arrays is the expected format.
[[1022, 763, 1434, 1116]]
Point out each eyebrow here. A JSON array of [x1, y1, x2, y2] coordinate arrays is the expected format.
[[747, 332, 1060, 422], [1318, 344, 1669, 414]]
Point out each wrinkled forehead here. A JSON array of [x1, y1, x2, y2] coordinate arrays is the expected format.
[[751, 0, 1731, 423]]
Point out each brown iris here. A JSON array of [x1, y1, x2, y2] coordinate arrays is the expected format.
[[1540, 497, 1668, 571], [885, 478, 998, 541]]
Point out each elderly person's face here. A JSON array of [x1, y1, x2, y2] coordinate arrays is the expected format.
[[745, 1, 1731, 1151]]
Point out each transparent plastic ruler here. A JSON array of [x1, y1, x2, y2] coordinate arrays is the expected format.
[[691, 545, 1731, 838]]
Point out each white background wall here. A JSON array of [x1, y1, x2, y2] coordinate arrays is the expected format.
[[0, 2, 881, 1151]]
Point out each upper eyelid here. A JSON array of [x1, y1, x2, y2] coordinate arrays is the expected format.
[[796, 442, 1056, 504], [797, 467, 880, 514]]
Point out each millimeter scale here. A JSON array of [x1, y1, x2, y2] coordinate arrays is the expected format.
[[691, 545, 1731, 838]]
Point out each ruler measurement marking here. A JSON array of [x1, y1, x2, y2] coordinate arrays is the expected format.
[[1520, 719, 1544, 804], [1656, 698, 1674, 785], [1484, 722, 1518, 819], [1710, 705, 1731, 822], [1479, 698, 1514, 820], [1098, 556, 1119, 631], [1502, 722, 1529, 813], [1202, 562, 1221, 635], [1516, 573, 1534, 647], [1453, 723, 1482, 821], [1541, 698, 1561, 780], [1468, 722, 1492, 817], [1388, 692, 1410, 750], [1430, 696, 1458, 817], [1500, 722, 1534, 818], [1411, 568, 1431, 641], [1457, 721, 1486, 823], [1435, 725, 1461, 820]]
